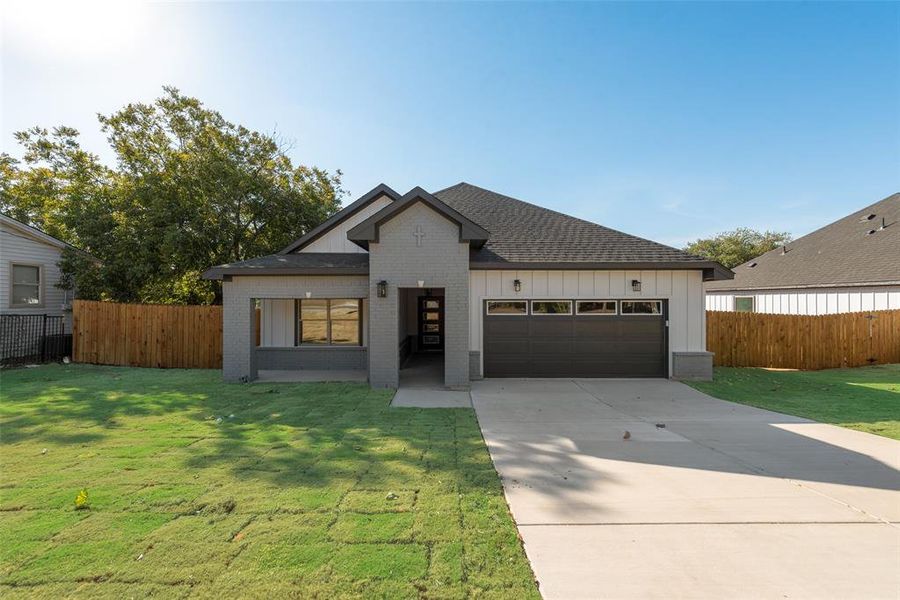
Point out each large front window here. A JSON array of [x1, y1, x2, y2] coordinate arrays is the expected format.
[[298, 299, 361, 345]]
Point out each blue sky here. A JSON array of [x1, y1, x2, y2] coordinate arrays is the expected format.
[[3, 1, 898, 246]]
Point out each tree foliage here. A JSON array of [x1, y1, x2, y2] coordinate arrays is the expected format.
[[684, 227, 792, 268], [1, 87, 343, 304]]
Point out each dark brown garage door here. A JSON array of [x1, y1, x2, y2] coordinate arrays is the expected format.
[[483, 300, 667, 378]]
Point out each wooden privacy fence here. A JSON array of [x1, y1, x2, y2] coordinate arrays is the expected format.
[[73, 300, 222, 368], [707, 309, 900, 370]]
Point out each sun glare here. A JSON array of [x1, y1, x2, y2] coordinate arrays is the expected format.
[[2, 0, 152, 62]]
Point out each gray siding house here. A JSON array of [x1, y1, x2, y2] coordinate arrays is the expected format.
[[204, 183, 732, 387], [0, 214, 76, 326]]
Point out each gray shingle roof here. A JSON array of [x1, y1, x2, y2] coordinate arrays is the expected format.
[[203, 253, 368, 280], [434, 183, 724, 271], [706, 193, 900, 291], [204, 182, 732, 280]]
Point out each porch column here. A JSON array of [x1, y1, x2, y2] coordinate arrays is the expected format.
[[368, 281, 399, 388], [223, 288, 257, 382]]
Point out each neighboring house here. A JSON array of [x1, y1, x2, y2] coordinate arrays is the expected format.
[[0, 214, 79, 326], [706, 193, 900, 315], [204, 183, 732, 387]]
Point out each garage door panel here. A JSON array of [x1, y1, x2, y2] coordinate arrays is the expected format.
[[484, 300, 666, 378]]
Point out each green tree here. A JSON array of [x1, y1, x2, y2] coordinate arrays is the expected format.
[[684, 228, 792, 268], [1, 87, 343, 304]]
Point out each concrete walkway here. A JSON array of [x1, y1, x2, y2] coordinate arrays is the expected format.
[[471, 378, 900, 599]]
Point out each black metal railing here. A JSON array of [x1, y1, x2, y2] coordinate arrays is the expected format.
[[0, 314, 71, 366]]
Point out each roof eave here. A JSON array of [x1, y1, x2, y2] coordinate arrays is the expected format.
[[470, 260, 733, 280]]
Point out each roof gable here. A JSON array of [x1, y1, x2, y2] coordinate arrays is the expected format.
[[279, 183, 401, 254], [346, 187, 490, 250], [706, 193, 900, 291]]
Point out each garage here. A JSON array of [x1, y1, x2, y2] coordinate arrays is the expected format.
[[483, 299, 668, 378]]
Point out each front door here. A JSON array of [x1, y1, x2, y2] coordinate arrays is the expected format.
[[417, 296, 444, 352]]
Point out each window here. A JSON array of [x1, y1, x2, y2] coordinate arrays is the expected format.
[[576, 300, 617, 315], [620, 300, 662, 315], [734, 297, 755, 313], [10, 264, 41, 307], [531, 300, 572, 315], [297, 299, 361, 345], [486, 300, 527, 315]]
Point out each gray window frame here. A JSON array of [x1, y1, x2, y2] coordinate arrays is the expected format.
[[9, 262, 44, 309]]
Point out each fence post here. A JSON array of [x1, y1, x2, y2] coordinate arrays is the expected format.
[[40, 314, 48, 362]]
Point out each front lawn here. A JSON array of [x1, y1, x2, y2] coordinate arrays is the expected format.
[[687, 364, 900, 440], [0, 365, 538, 598]]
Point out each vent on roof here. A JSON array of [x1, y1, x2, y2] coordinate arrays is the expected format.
[[859, 213, 876, 222], [748, 261, 758, 268], [781, 245, 789, 255], [866, 229, 876, 236], [879, 217, 888, 230]]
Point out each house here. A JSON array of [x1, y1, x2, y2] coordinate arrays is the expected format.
[[203, 183, 732, 387], [706, 193, 900, 315], [0, 214, 79, 326]]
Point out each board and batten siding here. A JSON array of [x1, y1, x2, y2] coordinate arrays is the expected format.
[[706, 286, 900, 315], [0, 224, 71, 324], [469, 269, 707, 373], [258, 298, 368, 347], [300, 195, 393, 253]]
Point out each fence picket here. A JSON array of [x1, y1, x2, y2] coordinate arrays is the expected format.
[[707, 309, 900, 369], [72, 300, 223, 369]]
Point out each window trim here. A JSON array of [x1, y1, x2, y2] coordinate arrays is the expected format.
[[575, 300, 618, 316], [485, 300, 528, 316], [530, 299, 573, 316], [734, 296, 755, 313], [9, 262, 44, 309], [619, 300, 663, 315], [296, 298, 363, 346]]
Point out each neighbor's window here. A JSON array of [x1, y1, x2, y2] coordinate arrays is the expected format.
[[734, 297, 755, 313], [576, 300, 617, 315], [486, 300, 527, 315], [531, 300, 572, 315], [297, 299, 360, 345], [10, 264, 41, 307], [620, 300, 662, 315]]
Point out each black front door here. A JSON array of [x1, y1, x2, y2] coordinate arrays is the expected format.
[[418, 296, 444, 352]]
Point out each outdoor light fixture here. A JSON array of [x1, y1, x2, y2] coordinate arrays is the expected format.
[[631, 279, 641, 292], [305, 291, 312, 299], [513, 279, 522, 292], [377, 280, 388, 298], [417, 280, 425, 288]]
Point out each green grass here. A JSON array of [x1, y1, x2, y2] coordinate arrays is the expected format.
[[0, 365, 538, 598], [687, 364, 900, 440]]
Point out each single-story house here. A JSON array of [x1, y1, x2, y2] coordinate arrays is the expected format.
[[204, 183, 732, 388], [0, 214, 79, 327], [706, 193, 899, 314]]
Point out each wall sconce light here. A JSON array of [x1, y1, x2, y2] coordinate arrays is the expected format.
[[417, 280, 425, 288], [377, 280, 388, 298], [305, 291, 312, 299], [631, 279, 641, 292], [513, 279, 522, 293]]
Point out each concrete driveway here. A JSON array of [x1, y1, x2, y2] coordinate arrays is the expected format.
[[471, 378, 900, 599]]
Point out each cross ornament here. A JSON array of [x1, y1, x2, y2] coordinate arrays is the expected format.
[[413, 225, 426, 247]]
